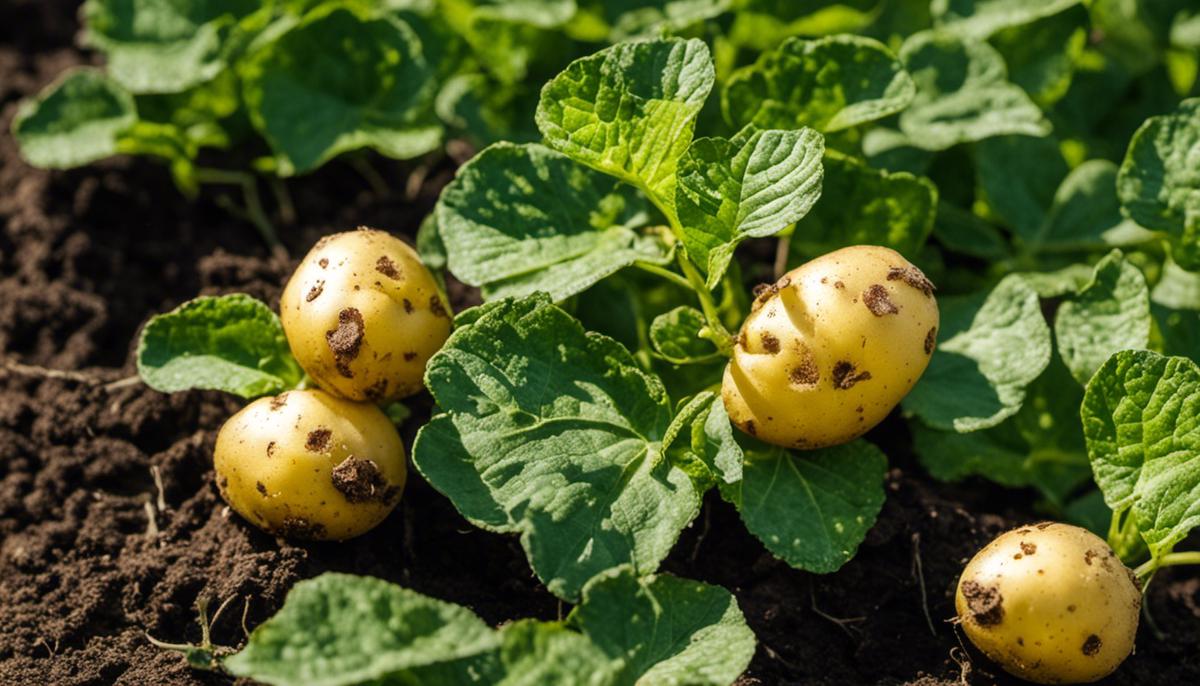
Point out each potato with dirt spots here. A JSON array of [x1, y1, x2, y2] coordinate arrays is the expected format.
[[721, 245, 939, 449], [956, 522, 1141, 684], [213, 389, 407, 541], [280, 228, 451, 403]]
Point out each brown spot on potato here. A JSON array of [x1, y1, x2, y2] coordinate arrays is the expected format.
[[961, 580, 1004, 626], [256, 481, 267, 496], [326, 307, 365, 378], [1082, 634, 1102, 656], [403, 352, 418, 361], [270, 393, 288, 411], [1013, 553, 1023, 560], [1085, 550, 1099, 566], [832, 361, 872, 389], [306, 428, 332, 453], [331, 457, 391, 503], [1035, 522, 1052, 530], [753, 276, 792, 304], [266, 441, 276, 458], [790, 360, 819, 386], [278, 516, 326, 540], [743, 419, 757, 436], [862, 284, 899, 316], [375, 255, 401, 279], [1068, 605, 1076, 612], [318, 257, 329, 269], [761, 332, 780, 354], [924, 326, 937, 355], [306, 280, 325, 302], [1020, 542, 1037, 556], [403, 298, 414, 314], [834, 280, 845, 290], [887, 265, 935, 296], [429, 296, 448, 318], [365, 379, 388, 401]]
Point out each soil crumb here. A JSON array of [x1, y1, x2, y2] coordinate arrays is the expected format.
[[305, 428, 331, 453], [326, 307, 365, 377], [961, 580, 1004, 626], [376, 255, 401, 279], [863, 284, 899, 316], [331, 457, 392, 503], [832, 361, 872, 389], [887, 266, 935, 296]]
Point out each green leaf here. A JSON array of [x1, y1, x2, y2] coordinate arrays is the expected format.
[[495, 621, 620, 686], [569, 567, 756, 686], [223, 573, 501, 686], [1083, 350, 1200, 558], [649, 306, 717, 364], [793, 152, 936, 258], [974, 135, 1067, 244], [931, 0, 1081, 39], [1055, 251, 1151, 384], [587, 0, 733, 41], [1152, 251, 1200, 310], [436, 143, 666, 302], [82, 0, 260, 93], [12, 69, 137, 169], [1038, 160, 1156, 253], [136, 294, 303, 398], [240, 5, 441, 175], [989, 5, 1088, 106], [903, 275, 1051, 431], [721, 34, 915, 133], [535, 38, 715, 215], [675, 127, 824, 286], [931, 202, 1009, 260], [412, 296, 701, 601], [1117, 98, 1200, 249], [898, 31, 1051, 150], [724, 439, 888, 573]]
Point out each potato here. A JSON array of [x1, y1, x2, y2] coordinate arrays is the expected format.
[[280, 228, 451, 402], [721, 245, 939, 449], [956, 522, 1141, 684], [213, 389, 407, 541]]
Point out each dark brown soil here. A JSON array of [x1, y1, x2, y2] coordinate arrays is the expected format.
[[2, 3, 1197, 685]]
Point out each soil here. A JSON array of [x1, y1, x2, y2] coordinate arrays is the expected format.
[[1, 3, 1197, 685]]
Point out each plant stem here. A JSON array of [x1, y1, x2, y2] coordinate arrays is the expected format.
[[678, 251, 734, 356], [632, 261, 692, 290], [195, 168, 286, 257], [350, 156, 390, 196], [269, 176, 296, 226], [1133, 551, 1200, 580], [773, 233, 792, 280]]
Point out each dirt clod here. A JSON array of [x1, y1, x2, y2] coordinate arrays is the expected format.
[[1020, 542, 1036, 556], [961, 580, 1004, 626], [277, 516, 327, 540], [887, 266, 935, 296], [375, 255, 401, 279], [305, 280, 324, 302], [306, 428, 332, 453], [832, 361, 872, 389], [326, 307, 365, 377], [924, 327, 937, 355], [761, 332, 780, 354], [331, 457, 391, 503], [863, 284, 899, 316], [1083, 634, 1102, 656]]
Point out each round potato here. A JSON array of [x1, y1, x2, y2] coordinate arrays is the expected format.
[[721, 245, 939, 449], [956, 523, 1141, 684], [280, 228, 451, 402], [214, 389, 407, 541]]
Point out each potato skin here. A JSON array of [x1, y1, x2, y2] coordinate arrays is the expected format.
[[956, 523, 1141, 684], [213, 389, 407, 541], [280, 228, 451, 402], [721, 245, 938, 449]]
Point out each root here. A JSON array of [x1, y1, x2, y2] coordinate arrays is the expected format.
[[688, 502, 712, 562], [2, 360, 140, 393], [809, 582, 866, 638], [911, 532, 937, 636], [145, 595, 240, 672]]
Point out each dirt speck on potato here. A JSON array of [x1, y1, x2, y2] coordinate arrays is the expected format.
[[255, 481, 267, 496], [331, 457, 391, 503], [430, 295, 448, 318], [863, 284, 899, 316], [375, 255, 401, 279], [1082, 634, 1102, 656], [266, 441, 276, 458], [364, 379, 388, 401], [925, 326, 937, 355], [961, 580, 1004, 626], [887, 265, 935, 296], [1019, 541, 1036, 555], [326, 307, 365, 377], [403, 298, 414, 313], [270, 393, 289, 411], [305, 428, 332, 453], [1085, 549, 1099, 566], [278, 516, 327, 540], [832, 361, 872, 389], [305, 280, 325, 302], [790, 355, 820, 386], [318, 257, 329, 268], [761, 332, 781, 354], [403, 351, 418, 361], [753, 276, 792, 305]]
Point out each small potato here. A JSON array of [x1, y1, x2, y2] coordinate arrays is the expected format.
[[721, 245, 939, 449], [956, 523, 1141, 684], [214, 389, 407, 541], [280, 228, 451, 402]]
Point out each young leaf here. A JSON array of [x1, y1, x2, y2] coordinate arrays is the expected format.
[[723, 439, 888, 573], [136, 294, 303, 398], [1152, 251, 1200, 310], [1038, 160, 1155, 253], [649, 306, 718, 364], [989, 5, 1088, 106], [412, 296, 701, 601], [903, 275, 1051, 432], [223, 573, 501, 686], [535, 38, 715, 215], [974, 135, 1068, 244], [494, 621, 620, 686], [568, 567, 756, 686], [240, 5, 441, 175], [12, 69, 136, 169], [675, 127, 824, 286], [82, 0, 260, 93], [931, 0, 1082, 39], [721, 34, 915, 133], [1083, 350, 1200, 558], [436, 143, 666, 302], [898, 31, 1051, 150], [1055, 251, 1151, 384]]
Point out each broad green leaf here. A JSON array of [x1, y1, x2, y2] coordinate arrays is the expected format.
[[1154, 305, 1200, 364], [931, 0, 1081, 39], [649, 306, 717, 364], [416, 213, 447, 272], [989, 5, 1088, 106], [725, 0, 882, 52], [1055, 251, 1151, 384], [931, 202, 1009, 260], [721, 35, 915, 133], [1020, 263, 1094, 298], [793, 152, 936, 258], [446, 0, 577, 85], [495, 621, 620, 686], [682, 393, 743, 486], [1038, 160, 1156, 253], [136, 294, 303, 398], [82, 0, 260, 93], [724, 439, 888, 573], [898, 31, 1051, 150], [1152, 251, 1200, 310], [240, 5, 441, 175], [535, 38, 715, 215], [223, 573, 501, 686], [12, 69, 136, 169], [412, 297, 701, 600], [903, 275, 1051, 431], [1083, 350, 1200, 557], [975, 135, 1067, 244], [675, 127, 824, 286], [437, 143, 665, 302], [435, 73, 540, 146], [1117, 99, 1200, 251], [585, 0, 733, 41], [569, 567, 755, 686]]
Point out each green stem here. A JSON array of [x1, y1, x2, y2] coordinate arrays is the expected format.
[[1134, 551, 1200, 580], [350, 156, 389, 196], [195, 168, 285, 258], [269, 176, 296, 226], [633, 261, 692, 290], [678, 251, 734, 356]]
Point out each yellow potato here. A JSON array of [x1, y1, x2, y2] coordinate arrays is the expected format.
[[721, 245, 939, 449], [956, 522, 1141, 684], [280, 228, 451, 402], [213, 389, 407, 541]]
